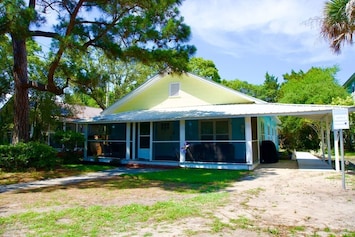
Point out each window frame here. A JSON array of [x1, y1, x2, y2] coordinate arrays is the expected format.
[[199, 119, 230, 141]]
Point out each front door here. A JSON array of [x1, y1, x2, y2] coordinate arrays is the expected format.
[[138, 122, 151, 159]]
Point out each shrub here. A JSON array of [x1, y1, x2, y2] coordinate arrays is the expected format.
[[0, 143, 28, 171], [54, 130, 85, 164], [0, 142, 59, 172], [26, 142, 59, 170], [53, 130, 85, 151]]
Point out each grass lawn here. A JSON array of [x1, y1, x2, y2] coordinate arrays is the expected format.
[[0, 168, 248, 236], [1, 165, 354, 236]]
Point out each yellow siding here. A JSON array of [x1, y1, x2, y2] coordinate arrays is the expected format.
[[110, 73, 253, 114]]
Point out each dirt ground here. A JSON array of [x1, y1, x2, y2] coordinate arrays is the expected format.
[[1, 160, 355, 236]]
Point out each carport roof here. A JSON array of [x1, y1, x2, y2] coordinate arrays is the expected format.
[[78, 103, 355, 124]]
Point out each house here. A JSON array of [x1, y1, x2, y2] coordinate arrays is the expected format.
[[79, 72, 277, 170], [79, 72, 355, 170]]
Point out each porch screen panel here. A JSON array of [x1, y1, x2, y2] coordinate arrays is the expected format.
[[185, 120, 199, 140], [154, 121, 179, 141], [107, 124, 126, 140], [231, 118, 245, 140], [200, 121, 213, 140], [87, 123, 126, 158], [183, 118, 247, 163], [153, 121, 180, 161], [216, 120, 229, 140], [140, 122, 150, 149]]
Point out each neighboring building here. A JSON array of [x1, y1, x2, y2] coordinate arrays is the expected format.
[[0, 97, 102, 144], [49, 104, 103, 148], [343, 73, 355, 99]]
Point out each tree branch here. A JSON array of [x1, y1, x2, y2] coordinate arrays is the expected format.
[[30, 30, 61, 39], [46, 0, 85, 94]]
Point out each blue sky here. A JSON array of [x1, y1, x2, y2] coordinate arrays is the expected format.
[[179, 0, 355, 85]]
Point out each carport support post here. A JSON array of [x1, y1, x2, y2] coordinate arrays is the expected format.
[[334, 129, 340, 172], [326, 118, 332, 166], [321, 122, 325, 161], [339, 129, 346, 189]]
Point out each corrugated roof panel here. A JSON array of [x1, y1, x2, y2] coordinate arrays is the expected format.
[[78, 103, 355, 124]]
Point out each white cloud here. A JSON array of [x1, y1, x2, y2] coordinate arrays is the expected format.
[[180, 0, 328, 62]]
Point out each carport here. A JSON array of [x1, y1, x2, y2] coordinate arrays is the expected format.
[[243, 103, 355, 171]]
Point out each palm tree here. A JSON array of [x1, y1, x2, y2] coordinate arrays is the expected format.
[[321, 0, 355, 53], [346, 0, 355, 20]]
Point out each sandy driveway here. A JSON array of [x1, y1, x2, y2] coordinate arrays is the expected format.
[[217, 161, 355, 236]]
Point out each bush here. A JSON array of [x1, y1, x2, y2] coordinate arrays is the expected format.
[[0, 143, 28, 171], [26, 142, 59, 169], [0, 142, 59, 172]]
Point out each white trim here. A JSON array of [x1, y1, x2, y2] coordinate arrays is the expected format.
[[126, 123, 131, 159], [102, 73, 163, 115], [149, 122, 153, 161], [179, 120, 185, 163], [326, 117, 332, 165], [132, 122, 136, 160], [245, 117, 253, 164], [334, 130, 340, 172], [180, 162, 251, 170], [187, 73, 266, 104]]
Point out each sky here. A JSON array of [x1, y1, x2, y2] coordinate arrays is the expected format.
[[179, 0, 355, 85]]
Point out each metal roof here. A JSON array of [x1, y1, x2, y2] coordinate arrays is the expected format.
[[78, 103, 355, 124]]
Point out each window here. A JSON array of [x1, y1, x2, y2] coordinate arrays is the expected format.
[[169, 83, 180, 97], [200, 120, 230, 140]]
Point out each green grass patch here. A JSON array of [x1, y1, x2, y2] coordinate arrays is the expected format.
[[0, 192, 228, 236], [61, 164, 115, 173], [125, 168, 248, 193], [230, 216, 255, 229], [342, 231, 355, 237], [289, 225, 305, 235]]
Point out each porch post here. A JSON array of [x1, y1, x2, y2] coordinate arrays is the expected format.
[[83, 124, 88, 160], [179, 120, 186, 163], [149, 122, 153, 161], [132, 122, 136, 160], [126, 123, 131, 159], [326, 117, 332, 165], [245, 117, 253, 164]]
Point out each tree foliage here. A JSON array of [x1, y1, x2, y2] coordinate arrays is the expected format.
[[278, 66, 348, 150], [187, 57, 221, 82], [0, 0, 196, 143], [222, 79, 261, 97], [0, 35, 12, 101], [221, 72, 279, 102], [278, 66, 347, 104], [64, 48, 159, 109]]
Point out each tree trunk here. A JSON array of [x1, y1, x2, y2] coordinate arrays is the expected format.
[[12, 36, 29, 144]]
